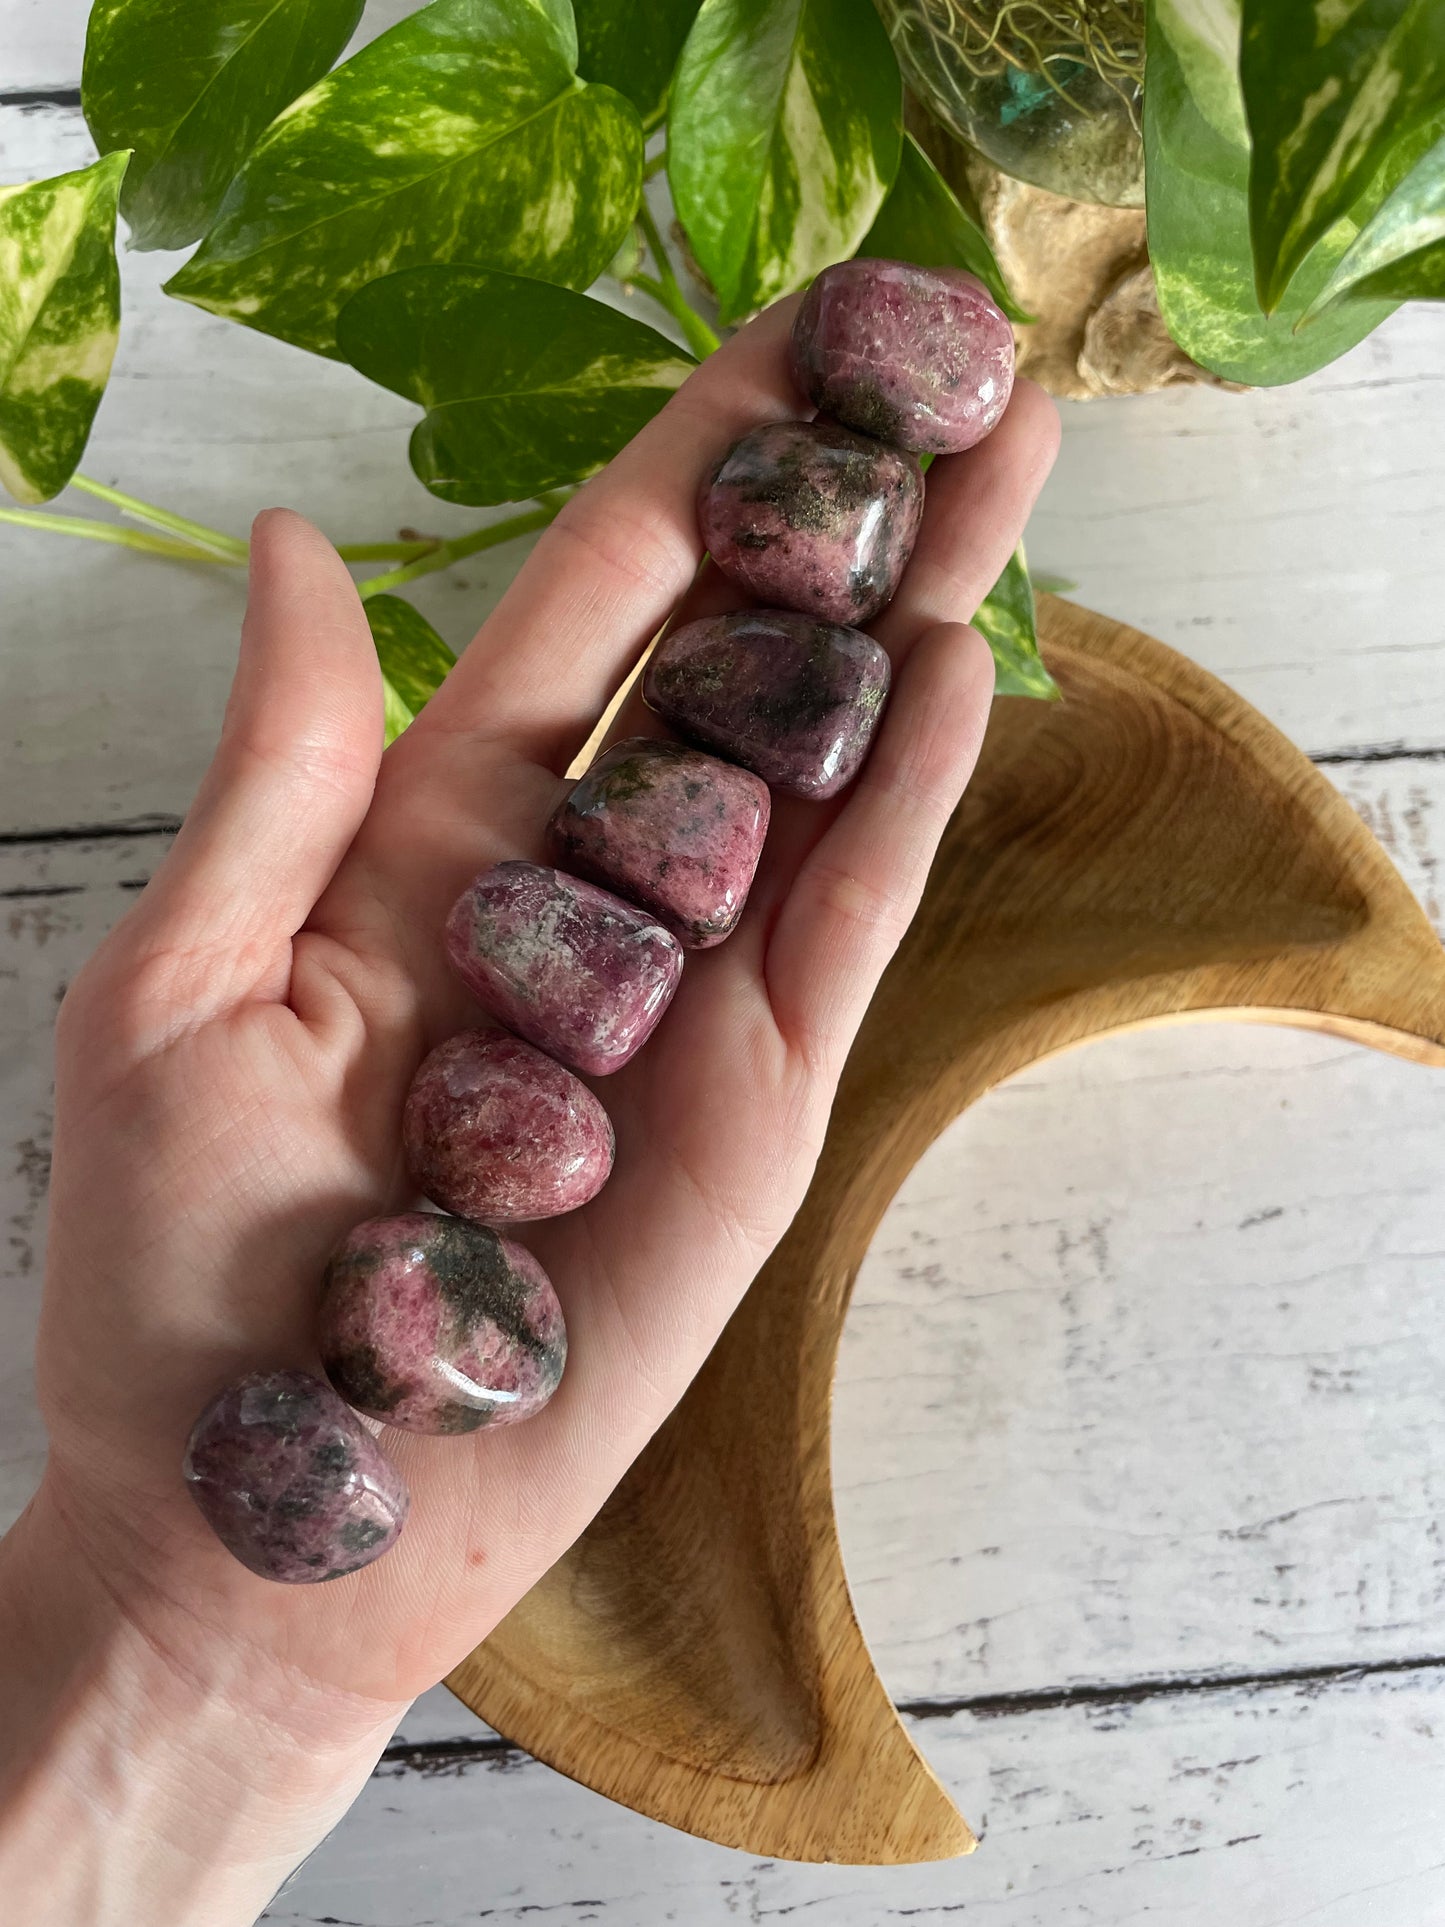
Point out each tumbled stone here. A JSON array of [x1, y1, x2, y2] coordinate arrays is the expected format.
[[698, 418, 923, 625], [547, 738, 770, 949], [643, 610, 890, 800], [404, 1030, 613, 1224], [790, 258, 1015, 455], [319, 1212, 566, 1434], [183, 1369, 408, 1583], [445, 861, 683, 1076]]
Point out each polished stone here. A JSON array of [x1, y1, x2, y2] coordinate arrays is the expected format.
[[319, 1212, 566, 1434], [183, 1369, 408, 1583], [547, 737, 770, 948], [404, 1030, 614, 1224], [445, 860, 683, 1076], [698, 418, 923, 625], [643, 610, 891, 800], [790, 258, 1015, 454]]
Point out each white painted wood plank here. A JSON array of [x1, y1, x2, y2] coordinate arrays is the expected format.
[[268, 1666, 1445, 1925], [4, 104, 1445, 837], [1029, 315, 1445, 760], [6, 2, 90, 93], [388, 1683, 495, 1751], [836, 1015, 1445, 1701], [0, 831, 171, 1512], [4, 769, 1443, 1699]]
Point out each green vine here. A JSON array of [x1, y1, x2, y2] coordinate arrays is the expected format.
[[1, 478, 571, 589], [633, 197, 721, 360]]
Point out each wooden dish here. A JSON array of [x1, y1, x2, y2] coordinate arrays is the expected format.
[[447, 595, 1445, 1864]]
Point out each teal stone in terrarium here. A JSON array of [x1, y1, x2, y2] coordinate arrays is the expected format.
[[874, 0, 1146, 208]]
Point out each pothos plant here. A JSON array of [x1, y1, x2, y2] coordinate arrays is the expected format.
[[2, 0, 1443, 734]]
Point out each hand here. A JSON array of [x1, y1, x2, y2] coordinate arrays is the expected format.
[[0, 297, 1058, 1922]]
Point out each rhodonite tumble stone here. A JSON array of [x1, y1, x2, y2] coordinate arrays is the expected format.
[[698, 419, 923, 625], [790, 258, 1015, 455], [319, 1213, 566, 1433], [404, 1030, 613, 1223], [547, 738, 770, 948], [445, 861, 683, 1075], [643, 610, 890, 800], [183, 1369, 408, 1583]]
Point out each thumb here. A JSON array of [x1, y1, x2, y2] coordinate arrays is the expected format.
[[111, 509, 384, 1016]]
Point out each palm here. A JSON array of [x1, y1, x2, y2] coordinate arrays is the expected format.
[[32, 301, 1057, 1713]]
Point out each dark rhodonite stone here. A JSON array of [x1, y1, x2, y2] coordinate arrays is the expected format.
[[444, 860, 683, 1076], [790, 258, 1015, 455], [643, 609, 890, 800], [404, 1030, 614, 1224], [319, 1212, 566, 1434], [547, 737, 771, 948], [698, 417, 924, 624], [183, 1369, 408, 1583]]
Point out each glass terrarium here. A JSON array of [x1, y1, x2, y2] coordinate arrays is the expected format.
[[875, 0, 1146, 207]]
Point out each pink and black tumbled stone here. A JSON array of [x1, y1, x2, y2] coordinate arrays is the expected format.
[[319, 1212, 566, 1434], [698, 418, 924, 625], [183, 1369, 409, 1583], [404, 1030, 614, 1224], [790, 258, 1015, 455], [546, 737, 770, 949], [445, 860, 683, 1076], [643, 610, 891, 800]]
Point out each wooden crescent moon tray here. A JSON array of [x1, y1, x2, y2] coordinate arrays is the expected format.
[[446, 595, 1445, 1864]]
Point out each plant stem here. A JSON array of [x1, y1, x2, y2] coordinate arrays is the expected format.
[[634, 199, 721, 360], [643, 148, 668, 180], [0, 507, 229, 564], [69, 474, 249, 560], [334, 538, 442, 563], [356, 501, 562, 598], [7, 484, 569, 596]]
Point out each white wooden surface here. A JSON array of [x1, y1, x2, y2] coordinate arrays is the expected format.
[[4, 51, 1445, 1927]]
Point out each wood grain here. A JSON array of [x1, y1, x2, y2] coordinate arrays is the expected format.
[[447, 596, 1445, 1864]]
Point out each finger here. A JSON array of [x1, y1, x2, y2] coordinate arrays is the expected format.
[[414, 298, 803, 770], [872, 375, 1061, 667], [763, 621, 995, 1073], [694, 374, 1058, 980], [113, 510, 383, 1005]]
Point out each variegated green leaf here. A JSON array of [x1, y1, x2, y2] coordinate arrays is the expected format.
[[166, 0, 644, 356], [668, 0, 902, 325], [859, 131, 1028, 323], [339, 265, 694, 506], [1154, 0, 1246, 148], [1242, 0, 1445, 312], [573, 0, 700, 128], [0, 152, 129, 506], [82, 0, 364, 252], [1145, 0, 1398, 385], [1305, 132, 1445, 313], [380, 674, 416, 746], [363, 594, 457, 738], [974, 545, 1058, 702]]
